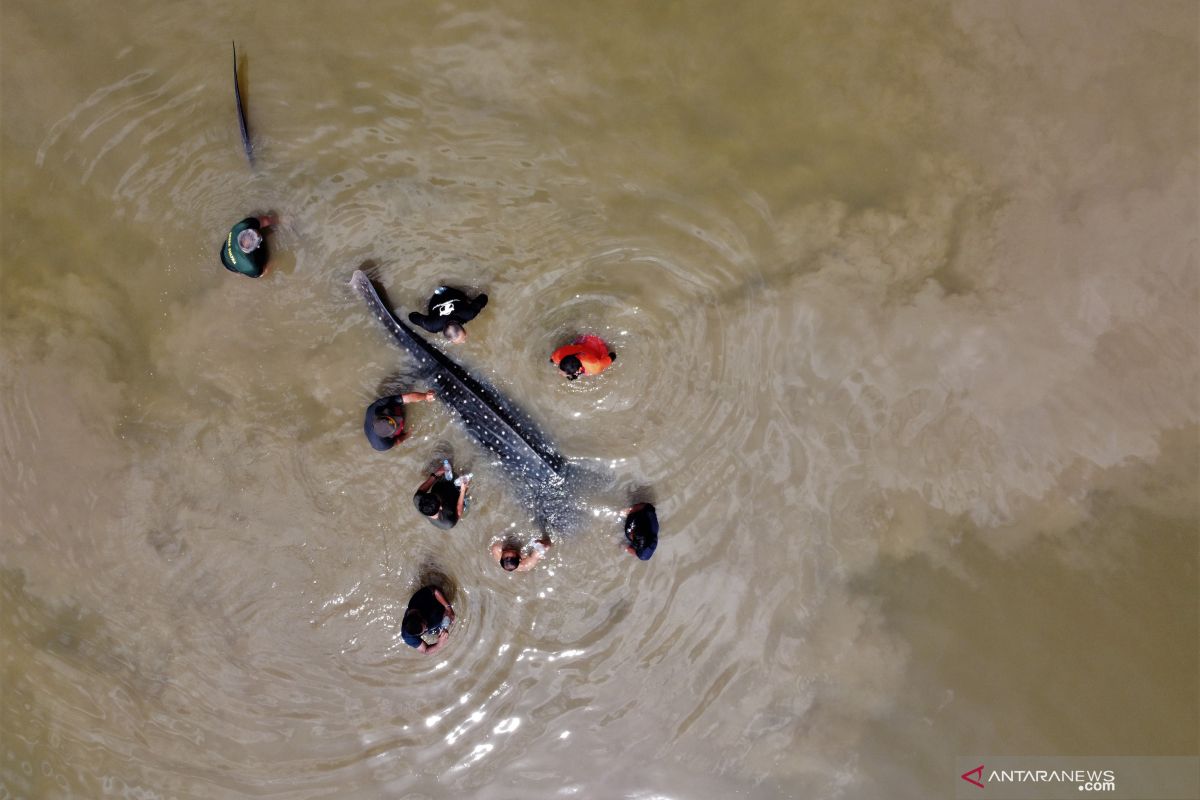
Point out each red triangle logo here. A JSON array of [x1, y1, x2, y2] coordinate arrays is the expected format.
[[961, 765, 985, 788]]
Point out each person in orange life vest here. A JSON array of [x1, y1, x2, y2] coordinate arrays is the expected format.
[[550, 334, 616, 380]]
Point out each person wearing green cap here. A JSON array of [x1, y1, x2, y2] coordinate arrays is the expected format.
[[219, 215, 275, 278]]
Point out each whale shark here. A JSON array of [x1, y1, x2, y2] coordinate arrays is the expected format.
[[350, 270, 579, 531]]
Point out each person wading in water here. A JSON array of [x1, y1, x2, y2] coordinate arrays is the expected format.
[[409, 286, 488, 344]]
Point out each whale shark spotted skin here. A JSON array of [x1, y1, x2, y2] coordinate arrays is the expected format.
[[350, 270, 575, 528]]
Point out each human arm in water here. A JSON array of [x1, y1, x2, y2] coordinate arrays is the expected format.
[[456, 475, 470, 519], [516, 536, 551, 572], [434, 588, 455, 624], [416, 590, 455, 654], [417, 629, 450, 654], [456, 293, 488, 322], [416, 465, 445, 494], [400, 390, 436, 404]]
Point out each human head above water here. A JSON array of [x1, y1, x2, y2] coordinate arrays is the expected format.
[[402, 611, 424, 638], [499, 550, 520, 572], [372, 416, 399, 438], [237, 227, 262, 253], [417, 493, 442, 517], [443, 322, 466, 344], [559, 354, 583, 380]]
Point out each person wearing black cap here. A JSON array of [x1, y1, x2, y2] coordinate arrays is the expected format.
[[491, 535, 552, 573], [622, 503, 658, 561], [401, 585, 455, 654], [408, 286, 488, 343], [413, 461, 470, 530], [363, 390, 435, 451]]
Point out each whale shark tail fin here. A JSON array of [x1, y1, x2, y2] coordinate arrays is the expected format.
[[232, 41, 254, 166]]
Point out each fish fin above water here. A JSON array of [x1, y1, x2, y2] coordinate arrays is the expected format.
[[232, 41, 254, 166]]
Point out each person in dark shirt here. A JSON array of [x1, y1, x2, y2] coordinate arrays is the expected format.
[[363, 390, 435, 451], [491, 535, 552, 572], [413, 462, 470, 529], [401, 585, 455, 654], [408, 286, 489, 343], [219, 215, 275, 278], [622, 503, 658, 561]]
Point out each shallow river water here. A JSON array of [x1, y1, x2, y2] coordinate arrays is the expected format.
[[1, 2, 1197, 798]]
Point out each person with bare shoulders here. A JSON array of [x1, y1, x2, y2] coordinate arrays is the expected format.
[[491, 536, 552, 572]]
